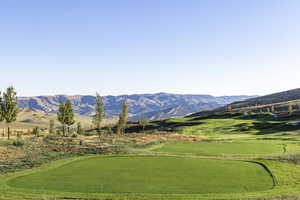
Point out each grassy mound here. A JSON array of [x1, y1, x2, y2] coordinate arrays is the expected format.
[[7, 156, 273, 194]]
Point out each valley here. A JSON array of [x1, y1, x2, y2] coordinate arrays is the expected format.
[[1, 88, 300, 200]]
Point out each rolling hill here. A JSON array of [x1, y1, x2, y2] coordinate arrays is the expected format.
[[190, 88, 300, 117], [18, 93, 256, 120], [0, 108, 116, 130]]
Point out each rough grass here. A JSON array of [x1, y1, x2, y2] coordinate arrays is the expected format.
[[7, 156, 273, 194]]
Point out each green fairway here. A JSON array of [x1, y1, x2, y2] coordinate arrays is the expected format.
[[152, 141, 285, 156], [163, 117, 300, 139], [7, 156, 274, 194], [166, 118, 258, 137]]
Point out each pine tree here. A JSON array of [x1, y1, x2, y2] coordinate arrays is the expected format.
[[65, 100, 75, 135], [93, 93, 105, 134], [49, 120, 55, 134], [117, 101, 128, 135], [0, 87, 19, 140]]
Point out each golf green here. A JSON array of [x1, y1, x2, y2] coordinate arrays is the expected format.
[[8, 156, 274, 194]]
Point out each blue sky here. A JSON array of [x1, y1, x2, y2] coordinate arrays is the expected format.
[[1, 0, 300, 96]]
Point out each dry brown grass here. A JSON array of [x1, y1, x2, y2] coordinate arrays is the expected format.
[[0, 147, 26, 161]]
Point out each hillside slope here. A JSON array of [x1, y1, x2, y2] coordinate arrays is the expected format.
[[190, 88, 300, 117], [0, 109, 115, 129], [18, 93, 256, 120], [131, 102, 222, 120], [228, 88, 300, 109]]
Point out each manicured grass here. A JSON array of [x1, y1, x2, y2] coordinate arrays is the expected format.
[[171, 118, 258, 136], [7, 156, 274, 194], [2, 113, 300, 200], [152, 141, 285, 156], [164, 117, 300, 139]]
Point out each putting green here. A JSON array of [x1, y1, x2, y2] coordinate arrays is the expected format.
[[8, 156, 274, 194], [152, 141, 284, 156]]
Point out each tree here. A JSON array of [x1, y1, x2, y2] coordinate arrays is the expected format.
[[49, 120, 55, 134], [288, 104, 293, 115], [139, 118, 149, 132], [65, 100, 75, 135], [226, 105, 232, 112], [77, 122, 83, 135], [116, 122, 122, 135], [32, 127, 40, 137], [57, 101, 67, 136], [93, 93, 105, 134], [57, 100, 75, 136], [270, 105, 275, 113], [117, 101, 128, 135], [0, 92, 3, 137], [0, 92, 3, 123], [0, 87, 19, 140]]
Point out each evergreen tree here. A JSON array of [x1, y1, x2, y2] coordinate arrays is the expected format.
[[65, 100, 75, 135], [117, 101, 128, 135], [49, 119, 55, 134], [0, 87, 19, 140], [93, 93, 105, 134]]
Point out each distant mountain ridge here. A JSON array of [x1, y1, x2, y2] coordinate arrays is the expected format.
[[18, 93, 257, 120]]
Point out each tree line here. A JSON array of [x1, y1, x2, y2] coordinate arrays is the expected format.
[[56, 92, 129, 136], [0, 86, 130, 139]]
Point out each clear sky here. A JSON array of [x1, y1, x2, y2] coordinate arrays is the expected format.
[[1, 0, 300, 97]]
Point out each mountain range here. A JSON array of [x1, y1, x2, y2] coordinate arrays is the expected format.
[[18, 93, 257, 120]]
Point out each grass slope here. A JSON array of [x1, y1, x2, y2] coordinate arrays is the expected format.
[[141, 114, 300, 140]]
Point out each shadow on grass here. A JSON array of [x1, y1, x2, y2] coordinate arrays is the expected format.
[[232, 121, 300, 135], [125, 120, 203, 133]]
